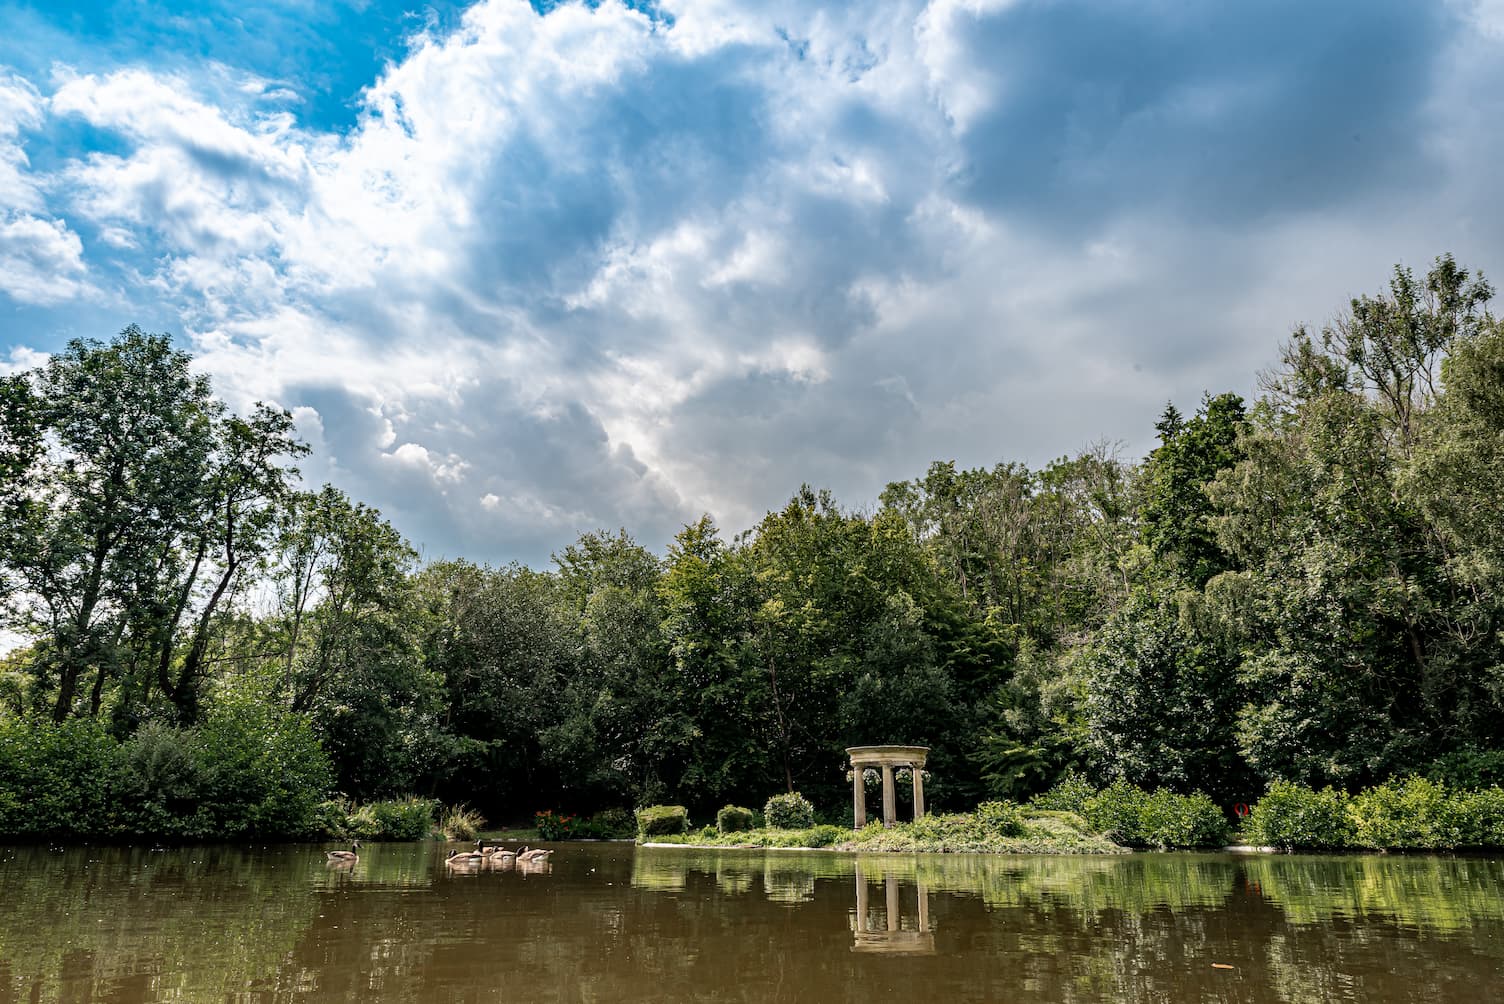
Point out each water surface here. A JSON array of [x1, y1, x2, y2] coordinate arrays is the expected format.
[[2, 842, 1502, 1002]]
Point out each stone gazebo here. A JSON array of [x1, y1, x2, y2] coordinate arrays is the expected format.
[[846, 745, 929, 828]]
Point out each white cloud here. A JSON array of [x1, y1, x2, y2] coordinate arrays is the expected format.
[[0, 0, 1495, 563], [0, 214, 96, 305]]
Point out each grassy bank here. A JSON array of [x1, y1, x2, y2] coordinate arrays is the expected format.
[[642, 804, 1124, 854]]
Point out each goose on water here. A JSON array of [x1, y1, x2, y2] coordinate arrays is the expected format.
[[326, 841, 361, 863]]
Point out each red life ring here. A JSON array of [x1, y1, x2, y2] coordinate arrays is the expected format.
[[1233, 803, 1249, 818]]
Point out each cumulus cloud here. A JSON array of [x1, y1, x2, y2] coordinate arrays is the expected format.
[[0, 0, 1500, 563]]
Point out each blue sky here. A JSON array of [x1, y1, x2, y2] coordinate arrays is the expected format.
[[2, 0, 1503, 565]]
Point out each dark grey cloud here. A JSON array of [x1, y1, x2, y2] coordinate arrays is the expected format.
[[952, 0, 1455, 227]]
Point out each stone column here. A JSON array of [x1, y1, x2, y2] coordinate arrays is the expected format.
[[881, 764, 897, 827], [852, 766, 866, 829], [885, 874, 900, 933], [911, 765, 925, 821]]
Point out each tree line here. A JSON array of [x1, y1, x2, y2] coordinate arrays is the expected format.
[[1, 253, 1501, 830]]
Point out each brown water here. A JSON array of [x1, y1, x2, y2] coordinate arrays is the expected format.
[[2, 843, 1503, 1003]]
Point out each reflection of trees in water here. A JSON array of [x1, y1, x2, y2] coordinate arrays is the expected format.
[[0, 845, 319, 1001], [5, 847, 1504, 1002]]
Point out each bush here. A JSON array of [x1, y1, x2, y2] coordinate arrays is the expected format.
[[800, 824, 846, 848], [763, 792, 815, 829], [1350, 777, 1459, 850], [113, 722, 210, 839], [1454, 787, 1504, 847], [0, 716, 118, 839], [717, 805, 755, 834], [1241, 781, 1355, 850], [535, 810, 580, 840], [636, 804, 689, 837], [195, 691, 333, 839], [1136, 789, 1228, 849], [587, 807, 637, 839], [1427, 749, 1504, 789], [440, 804, 486, 841], [348, 797, 437, 841], [311, 799, 352, 839], [1029, 770, 1098, 814], [974, 800, 1026, 838], [1074, 781, 1228, 849]]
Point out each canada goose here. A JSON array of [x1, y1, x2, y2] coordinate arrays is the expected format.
[[517, 847, 553, 863], [445, 848, 485, 867], [326, 841, 361, 863]]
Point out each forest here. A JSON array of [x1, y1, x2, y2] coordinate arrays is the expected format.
[[1, 254, 1501, 840]]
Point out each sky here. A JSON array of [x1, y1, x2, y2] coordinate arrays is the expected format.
[[2, 0, 1503, 566]]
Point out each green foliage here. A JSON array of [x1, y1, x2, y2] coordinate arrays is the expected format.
[[1426, 749, 1504, 789], [716, 804, 755, 834], [346, 797, 437, 841], [849, 809, 1122, 854], [1031, 776, 1228, 849], [195, 683, 333, 839], [1083, 589, 1248, 802], [1453, 787, 1504, 848], [763, 791, 815, 829], [587, 807, 638, 839], [440, 805, 486, 841], [534, 810, 578, 840], [1349, 777, 1460, 850], [112, 723, 210, 838], [1028, 770, 1098, 813], [1240, 781, 1356, 850], [533, 808, 633, 840], [0, 717, 115, 838], [636, 804, 689, 837], [973, 800, 1026, 837], [1242, 778, 1504, 851]]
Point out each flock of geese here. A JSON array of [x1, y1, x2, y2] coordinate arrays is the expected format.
[[444, 841, 554, 870], [323, 839, 554, 872]]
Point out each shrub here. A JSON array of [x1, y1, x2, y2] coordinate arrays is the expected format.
[[717, 805, 755, 834], [348, 797, 438, 841], [1137, 789, 1228, 849], [1426, 749, 1504, 789], [1081, 781, 1148, 845], [636, 804, 689, 837], [1350, 777, 1459, 850], [195, 692, 333, 839], [1075, 781, 1227, 849], [1241, 781, 1355, 850], [440, 804, 486, 841], [1029, 769, 1098, 814], [311, 799, 352, 839], [1454, 787, 1504, 847], [535, 810, 579, 840], [113, 722, 210, 839], [763, 792, 815, 829], [0, 716, 117, 839], [587, 807, 637, 839], [800, 824, 846, 848], [974, 800, 1026, 838]]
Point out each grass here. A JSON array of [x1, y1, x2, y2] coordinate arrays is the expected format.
[[640, 809, 1126, 855]]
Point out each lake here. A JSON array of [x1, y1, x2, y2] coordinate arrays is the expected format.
[[2, 842, 1502, 1002]]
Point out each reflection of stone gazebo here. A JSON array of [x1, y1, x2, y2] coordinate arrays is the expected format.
[[851, 860, 934, 955], [847, 745, 929, 828]]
